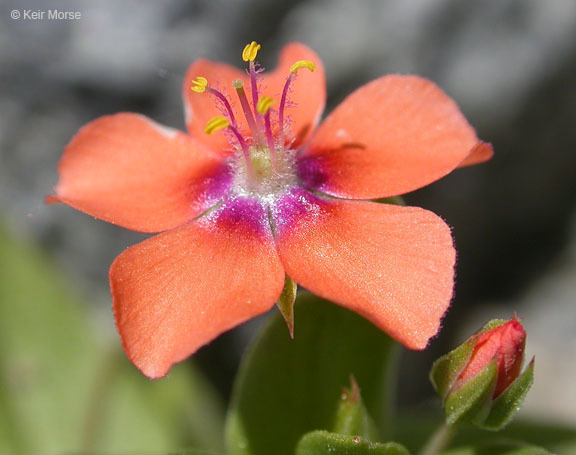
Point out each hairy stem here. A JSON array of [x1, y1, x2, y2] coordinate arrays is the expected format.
[[418, 422, 456, 455]]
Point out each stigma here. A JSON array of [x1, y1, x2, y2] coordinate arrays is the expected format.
[[191, 41, 315, 199]]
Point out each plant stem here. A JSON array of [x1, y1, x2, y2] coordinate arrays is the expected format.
[[418, 422, 456, 455]]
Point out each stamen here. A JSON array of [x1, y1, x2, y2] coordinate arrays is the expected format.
[[249, 61, 260, 121], [191, 76, 237, 127], [279, 60, 316, 139], [227, 126, 256, 183], [204, 115, 255, 183], [233, 79, 260, 141], [242, 41, 261, 62], [206, 87, 238, 127], [290, 60, 316, 73], [257, 97, 277, 167], [278, 74, 294, 139], [190, 76, 208, 93], [204, 116, 229, 135], [256, 96, 275, 115], [263, 112, 277, 169], [242, 41, 263, 128]]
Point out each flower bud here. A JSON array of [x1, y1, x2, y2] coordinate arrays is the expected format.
[[430, 317, 534, 430]]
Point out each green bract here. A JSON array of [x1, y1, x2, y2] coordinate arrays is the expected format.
[[483, 359, 535, 431], [333, 377, 379, 440], [275, 275, 298, 337]]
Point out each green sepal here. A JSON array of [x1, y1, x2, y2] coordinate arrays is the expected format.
[[296, 430, 411, 455], [482, 358, 535, 431], [333, 376, 379, 440], [444, 359, 498, 426], [430, 340, 476, 399], [275, 275, 298, 337], [442, 440, 553, 455], [478, 319, 508, 333], [430, 318, 509, 401]]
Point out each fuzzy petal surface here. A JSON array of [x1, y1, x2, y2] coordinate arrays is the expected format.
[[50, 113, 229, 233], [110, 197, 284, 378], [298, 75, 487, 199], [183, 42, 325, 152], [274, 190, 455, 349]]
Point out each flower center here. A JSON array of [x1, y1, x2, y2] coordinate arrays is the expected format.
[[233, 143, 297, 199], [191, 41, 315, 199], [250, 144, 274, 179]]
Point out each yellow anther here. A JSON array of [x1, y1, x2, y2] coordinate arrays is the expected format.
[[256, 96, 275, 115], [191, 76, 208, 93], [242, 41, 261, 62], [290, 60, 316, 74], [204, 116, 229, 135], [232, 79, 244, 90]]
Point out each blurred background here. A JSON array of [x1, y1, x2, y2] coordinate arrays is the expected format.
[[1, 0, 576, 453]]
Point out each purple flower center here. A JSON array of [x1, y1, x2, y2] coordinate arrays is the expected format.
[[191, 42, 321, 235]]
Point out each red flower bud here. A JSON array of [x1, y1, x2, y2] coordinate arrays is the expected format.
[[456, 317, 526, 398], [430, 316, 534, 429]]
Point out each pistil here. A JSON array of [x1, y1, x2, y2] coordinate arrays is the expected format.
[[233, 79, 261, 143]]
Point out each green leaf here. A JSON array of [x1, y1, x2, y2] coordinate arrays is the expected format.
[[275, 275, 297, 337], [92, 353, 225, 453], [444, 360, 497, 426], [225, 294, 399, 455], [442, 441, 554, 455], [430, 340, 476, 399], [0, 222, 224, 454], [0, 223, 104, 454], [483, 358, 535, 431], [297, 430, 411, 455], [333, 376, 379, 440]]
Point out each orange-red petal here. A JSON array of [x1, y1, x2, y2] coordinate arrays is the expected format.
[[50, 113, 230, 233], [298, 75, 488, 199], [183, 42, 325, 152], [458, 141, 494, 167], [110, 197, 284, 378], [274, 191, 455, 349]]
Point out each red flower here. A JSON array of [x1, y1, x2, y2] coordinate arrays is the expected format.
[[48, 42, 492, 378], [456, 318, 526, 398]]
